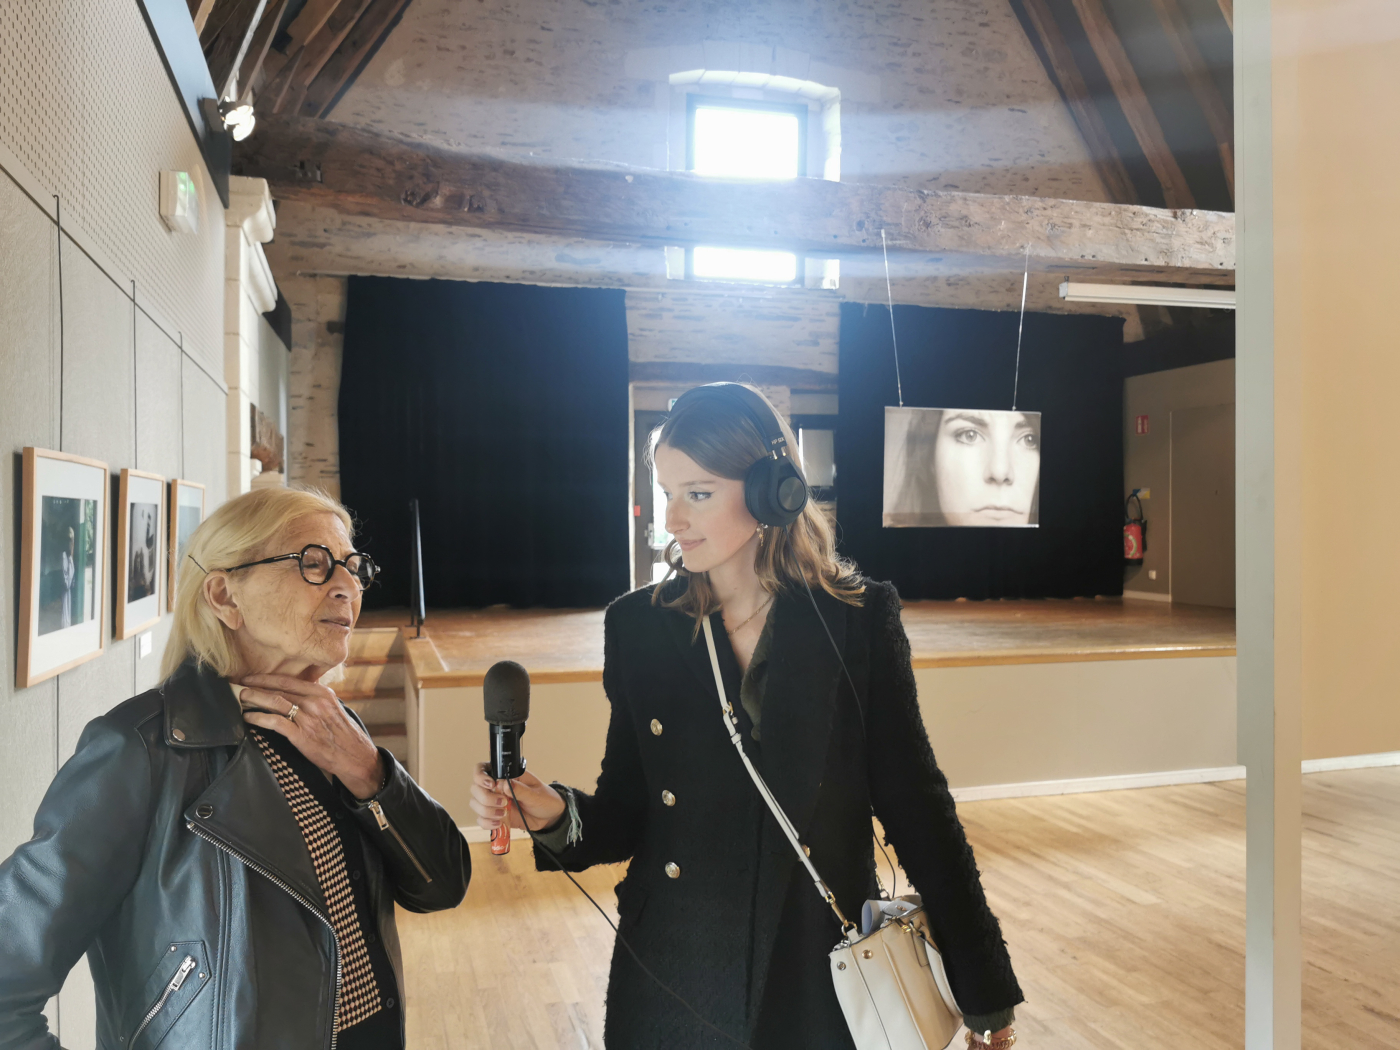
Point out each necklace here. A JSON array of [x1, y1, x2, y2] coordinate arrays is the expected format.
[[724, 594, 772, 636]]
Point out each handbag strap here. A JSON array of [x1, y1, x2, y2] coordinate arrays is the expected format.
[[701, 616, 857, 936]]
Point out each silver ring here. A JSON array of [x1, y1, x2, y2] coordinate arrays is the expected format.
[[285, 704, 300, 724]]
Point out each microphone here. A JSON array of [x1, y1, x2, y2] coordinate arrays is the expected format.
[[483, 660, 530, 855]]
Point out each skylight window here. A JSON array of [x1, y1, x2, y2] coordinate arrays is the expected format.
[[690, 246, 798, 284], [689, 100, 805, 179], [686, 97, 807, 283]]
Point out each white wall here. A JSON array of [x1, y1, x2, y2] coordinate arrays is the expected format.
[[1123, 360, 1236, 598], [0, 2, 229, 1043]]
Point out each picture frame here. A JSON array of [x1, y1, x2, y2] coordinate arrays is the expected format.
[[116, 468, 166, 640], [168, 479, 206, 608], [883, 406, 1042, 528], [17, 447, 110, 688]]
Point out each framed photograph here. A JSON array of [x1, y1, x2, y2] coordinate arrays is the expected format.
[[168, 479, 206, 607], [17, 448, 109, 688], [117, 469, 166, 640], [883, 406, 1042, 528]]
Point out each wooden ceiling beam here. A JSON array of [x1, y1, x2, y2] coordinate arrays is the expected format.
[[258, 49, 304, 114], [274, 0, 374, 114], [299, 0, 413, 118], [284, 0, 345, 48], [1217, 0, 1234, 32], [189, 0, 217, 35], [233, 115, 1235, 277], [1150, 0, 1234, 201], [235, 0, 292, 102], [1070, 0, 1198, 209], [202, 0, 270, 99], [1017, 0, 1139, 205]]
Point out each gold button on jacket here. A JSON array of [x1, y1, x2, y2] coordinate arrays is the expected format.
[[661, 790, 675, 806], [650, 718, 663, 736], [665, 862, 681, 879]]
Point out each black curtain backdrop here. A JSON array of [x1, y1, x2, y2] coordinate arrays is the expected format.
[[339, 278, 631, 609], [837, 302, 1124, 599]]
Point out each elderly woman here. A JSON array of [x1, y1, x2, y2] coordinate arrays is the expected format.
[[0, 488, 469, 1050]]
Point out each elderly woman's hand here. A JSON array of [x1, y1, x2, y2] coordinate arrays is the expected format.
[[238, 673, 385, 799]]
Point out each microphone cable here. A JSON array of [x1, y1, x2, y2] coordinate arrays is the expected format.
[[505, 778, 756, 1049], [498, 575, 905, 1044]]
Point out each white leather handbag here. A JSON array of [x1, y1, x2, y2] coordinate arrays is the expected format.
[[702, 618, 964, 1050]]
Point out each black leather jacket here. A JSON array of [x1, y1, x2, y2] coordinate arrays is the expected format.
[[0, 661, 471, 1050]]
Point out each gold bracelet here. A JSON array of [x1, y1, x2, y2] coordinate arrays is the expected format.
[[966, 1028, 1017, 1050]]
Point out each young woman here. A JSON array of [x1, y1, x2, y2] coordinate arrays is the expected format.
[[471, 384, 1023, 1049]]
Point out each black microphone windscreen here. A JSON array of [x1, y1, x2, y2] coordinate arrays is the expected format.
[[483, 660, 530, 724]]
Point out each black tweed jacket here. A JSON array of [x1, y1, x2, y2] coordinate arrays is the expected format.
[[536, 578, 1023, 1049]]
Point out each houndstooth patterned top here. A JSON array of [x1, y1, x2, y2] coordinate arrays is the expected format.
[[251, 728, 396, 1038]]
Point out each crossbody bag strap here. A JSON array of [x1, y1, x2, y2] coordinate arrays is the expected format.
[[701, 616, 857, 937]]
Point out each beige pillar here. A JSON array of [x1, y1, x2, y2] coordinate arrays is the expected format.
[[223, 177, 278, 500]]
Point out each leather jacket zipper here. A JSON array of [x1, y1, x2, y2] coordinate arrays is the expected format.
[[367, 800, 433, 883], [130, 954, 197, 1046], [187, 822, 343, 1049]]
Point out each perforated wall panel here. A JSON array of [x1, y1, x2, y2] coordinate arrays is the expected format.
[[0, 0, 224, 375]]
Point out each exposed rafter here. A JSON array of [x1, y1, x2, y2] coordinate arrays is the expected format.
[[235, 0, 292, 103], [1150, 0, 1234, 201], [233, 115, 1235, 280], [200, 0, 270, 100], [189, 0, 217, 35], [299, 0, 414, 118], [272, 0, 374, 114], [1070, 0, 1198, 209], [284, 0, 344, 48], [1017, 0, 1139, 205]]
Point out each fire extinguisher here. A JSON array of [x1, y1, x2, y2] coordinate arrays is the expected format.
[[1124, 491, 1147, 564]]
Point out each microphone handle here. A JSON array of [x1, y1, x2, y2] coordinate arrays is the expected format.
[[487, 722, 527, 856], [491, 820, 511, 855]]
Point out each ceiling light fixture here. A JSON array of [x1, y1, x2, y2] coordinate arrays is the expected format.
[[1058, 281, 1235, 310], [218, 99, 256, 142]]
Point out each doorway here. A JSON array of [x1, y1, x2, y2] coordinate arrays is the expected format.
[[1171, 403, 1236, 608]]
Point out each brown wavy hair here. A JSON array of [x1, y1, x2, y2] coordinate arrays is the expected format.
[[647, 384, 864, 623]]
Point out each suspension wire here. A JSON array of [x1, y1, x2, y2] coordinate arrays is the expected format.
[[1011, 243, 1030, 412], [880, 229, 904, 407], [55, 195, 65, 450]]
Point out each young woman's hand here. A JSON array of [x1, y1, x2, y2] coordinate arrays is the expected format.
[[470, 763, 566, 833]]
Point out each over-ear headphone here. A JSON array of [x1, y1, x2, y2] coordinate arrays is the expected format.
[[667, 383, 810, 528]]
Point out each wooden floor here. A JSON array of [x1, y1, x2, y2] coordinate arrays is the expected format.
[[396, 767, 1400, 1050], [360, 598, 1236, 685]]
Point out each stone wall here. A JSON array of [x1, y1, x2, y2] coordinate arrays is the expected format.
[[283, 274, 347, 498], [330, 0, 1108, 202]]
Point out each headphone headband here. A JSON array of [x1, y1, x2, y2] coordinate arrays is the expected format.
[[666, 383, 809, 527], [669, 383, 790, 457]]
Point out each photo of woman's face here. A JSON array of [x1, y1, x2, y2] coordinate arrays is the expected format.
[[932, 410, 1041, 526]]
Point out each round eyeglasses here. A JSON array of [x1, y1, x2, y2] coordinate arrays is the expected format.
[[219, 544, 378, 589]]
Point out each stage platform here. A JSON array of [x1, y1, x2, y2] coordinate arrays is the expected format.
[[359, 597, 1239, 817], [358, 596, 1236, 687]]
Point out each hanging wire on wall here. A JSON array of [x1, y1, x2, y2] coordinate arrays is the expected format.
[[880, 228, 905, 408], [179, 331, 186, 478], [55, 195, 65, 451], [132, 280, 139, 468], [1011, 243, 1031, 412]]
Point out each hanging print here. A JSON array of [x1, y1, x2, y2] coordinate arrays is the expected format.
[[17, 448, 109, 687], [883, 406, 1042, 527]]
